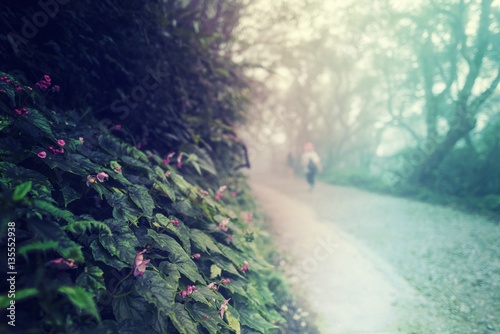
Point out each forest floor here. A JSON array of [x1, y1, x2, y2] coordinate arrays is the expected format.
[[250, 173, 499, 334]]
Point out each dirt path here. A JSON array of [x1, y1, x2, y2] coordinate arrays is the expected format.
[[250, 174, 499, 334]]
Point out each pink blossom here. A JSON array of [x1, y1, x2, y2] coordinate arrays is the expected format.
[[199, 189, 209, 196], [96, 172, 109, 182], [163, 152, 175, 165], [221, 278, 231, 285], [207, 282, 218, 291], [14, 109, 21, 115], [219, 218, 229, 232], [45, 258, 77, 270], [21, 107, 28, 115], [43, 74, 51, 83], [187, 285, 193, 294], [48, 146, 64, 155], [15, 86, 22, 92], [241, 263, 249, 272], [57, 139, 65, 146], [192, 253, 201, 259], [134, 249, 150, 277], [86, 175, 97, 186], [51, 85, 60, 92], [171, 218, 180, 227], [114, 166, 122, 173], [246, 212, 253, 223], [37, 151, 47, 159], [181, 290, 188, 298], [114, 124, 121, 130], [218, 299, 231, 319], [177, 152, 184, 168], [165, 171, 171, 178], [78, 137, 84, 143], [230, 191, 237, 197]]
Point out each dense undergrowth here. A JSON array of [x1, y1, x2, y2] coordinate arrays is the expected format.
[[0, 1, 319, 333], [0, 70, 316, 333]]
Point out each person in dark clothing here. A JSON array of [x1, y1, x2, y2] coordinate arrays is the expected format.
[[301, 142, 322, 190]]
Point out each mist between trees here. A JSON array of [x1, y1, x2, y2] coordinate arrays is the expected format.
[[236, 0, 500, 214]]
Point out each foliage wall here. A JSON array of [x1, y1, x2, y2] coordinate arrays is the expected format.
[[0, 1, 309, 333]]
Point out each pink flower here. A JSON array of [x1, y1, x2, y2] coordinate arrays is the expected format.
[[134, 249, 150, 277], [165, 171, 171, 178], [45, 258, 77, 270], [171, 218, 180, 227], [21, 107, 28, 115], [114, 124, 121, 130], [15, 86, 22, 92], [96, 172, 109, 182], [192, 253, 201, 259], [215, 185, 227, 201], [114, 166, 122, 173], [218, 299, 231, 319], [187, 285, 193, 294], [78, 137, 84, 143], [207, 282, 218, 291], [43, 74, 51, 83], [163, 152, 175, 165], [181, 290, 188, 298], [230, 191, 237, 197], [177, 152, 184, 168], [221, 278, 231, 285], [86, 175, 97, 186], [51, 85, 60, 92], [241, 263, 249, 272], [14, 109, 21, 115], [37, 151, 47, 159], [57, 139, 65, 146], [219, 218, 229, 232], [246, 212, 253, 223], [48, 146, 64, 155]]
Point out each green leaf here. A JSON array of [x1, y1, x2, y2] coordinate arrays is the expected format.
[[90, 240, 127, 270], [135, 271, 177, 314], [186, 302, 225, 333], [18, 240, 59, 257], [76, 266, 106, 293], [227, 311, 241, 334], [237, 304, 277, 333], [128, 185, 155, 217], [61, 185, 81, 207], [64, 220, 112, 236], [58, 286, 100, 321], [155, 214, 190, 253], [12, 181, 32, 201], [25, 109, 54, 138], [98, 219, 139, 265], [148, 230, 204, 283], [0, 288, 38, 308], [121, 155, 153, 173], [112, 291, 147, 323], [107, 192, 142, 224], [190, 229, 223, 255], [210, 264, 222, 279], [29, 220, 84, 262], [170, 303, 199, 334], [32, 199, 75, 223]]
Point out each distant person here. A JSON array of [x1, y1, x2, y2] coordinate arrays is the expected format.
[[287, 152, 295, 176], [301, 142, 322, 190]]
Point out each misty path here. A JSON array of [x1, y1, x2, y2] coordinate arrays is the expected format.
[[250, 174, 499, 334]]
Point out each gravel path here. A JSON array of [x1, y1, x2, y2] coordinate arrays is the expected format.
[[250, 174, 499, 334]]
